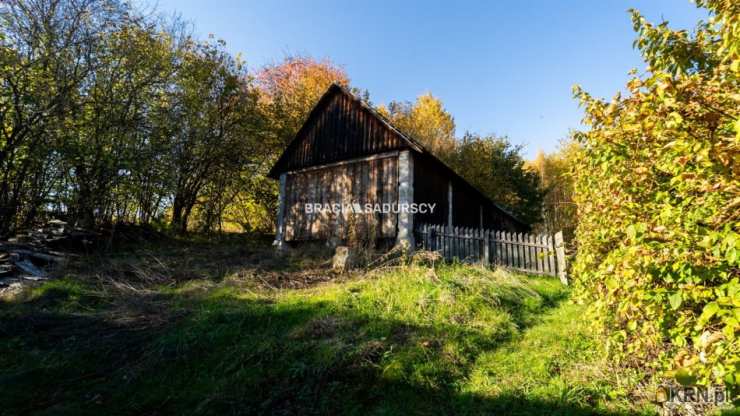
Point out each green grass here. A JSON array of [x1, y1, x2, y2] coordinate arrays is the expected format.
[[0, 241, 656, 415]]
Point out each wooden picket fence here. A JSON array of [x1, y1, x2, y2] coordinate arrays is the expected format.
[[414, 223, 568, 285]]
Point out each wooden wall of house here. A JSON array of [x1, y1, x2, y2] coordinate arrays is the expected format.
[[272, 88, 406, 176], [283, 155, 398, 242], [451, 179, 483, 228], [271, 85, 528, 238], [451, 179, 526, 232], [413, 154, 449, 226], [413, 154, 526, 233]]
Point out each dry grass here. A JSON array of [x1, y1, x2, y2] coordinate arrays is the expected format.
[[0, 234, 664, 415]]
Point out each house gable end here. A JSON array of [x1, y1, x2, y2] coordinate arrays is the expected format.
[[268, 84, 415, 178]]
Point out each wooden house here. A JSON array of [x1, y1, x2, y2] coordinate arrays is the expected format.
[[268, 83, 528, 249]]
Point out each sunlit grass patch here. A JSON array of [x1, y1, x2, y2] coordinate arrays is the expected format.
[[0, 256, 655, 415]]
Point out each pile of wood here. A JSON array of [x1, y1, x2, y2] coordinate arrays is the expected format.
[[0, 220, 95, 289]]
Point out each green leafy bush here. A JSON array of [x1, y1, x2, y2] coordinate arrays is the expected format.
[[571, 0, 739, 386]]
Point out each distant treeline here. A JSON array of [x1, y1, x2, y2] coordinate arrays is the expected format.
[[0, 0, 548, 237]]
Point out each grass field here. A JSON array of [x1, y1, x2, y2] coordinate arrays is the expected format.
[[0, 236, 656, 415]]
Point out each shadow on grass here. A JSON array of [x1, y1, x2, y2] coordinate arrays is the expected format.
[[0, 281, 631, 416]]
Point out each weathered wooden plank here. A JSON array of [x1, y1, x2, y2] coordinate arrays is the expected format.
[[483, 230, 490, 265], [500, 231, 505, 265], [546, 235, 555, 276], [541, 234, 549, 275], [494, 230, 501, 265], [453, 226, 459, 260], [500, 232, 507, 267], [509, 232, 515, 268], [555, 231, 568, 285], [466, 227, 472, 260], [516, 233, 523, 269], [412, 224, 568, 282], [538, 234, 547, 273], [510, 232, 517, 268], [282, 154, 398, 242]]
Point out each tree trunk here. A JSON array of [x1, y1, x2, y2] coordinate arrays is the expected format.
[[171, 195, 194, 233], [171, 197, 185, 232]]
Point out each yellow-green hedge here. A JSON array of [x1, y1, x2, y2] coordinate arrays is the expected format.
[[571, 2, 739, 386]]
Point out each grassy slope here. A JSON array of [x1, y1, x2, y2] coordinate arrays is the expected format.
[[0, 242, 654, 415]]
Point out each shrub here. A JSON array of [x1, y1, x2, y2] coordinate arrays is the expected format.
[[571, 1, 739, 386]]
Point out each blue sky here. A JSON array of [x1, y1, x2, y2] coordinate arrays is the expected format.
[[145, 0, 708, 159]]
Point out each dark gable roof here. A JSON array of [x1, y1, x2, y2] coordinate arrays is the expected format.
[[268, 83, 527, 227]]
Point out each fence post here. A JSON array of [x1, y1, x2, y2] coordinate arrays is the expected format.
[[537, 234, 546, 273], [450, 227, 460, 259], [438, 225, 443, 256], [555, 231, 568, 285], [516, 233, 523, 269], [547, 234, 556, 276], [504, 232, 512, 268], [417, 224, 569, 281], [483, 229, 490, 266], [422, 223, 428, 250]]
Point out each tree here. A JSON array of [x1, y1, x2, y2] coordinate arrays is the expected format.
[[572, 1, 739, 386], [168, 38, 261, 233], [0, 0, 134, 234], [245, 56, 353, 230], [449, 133, 544, 225], [257, 55, 351, 150], [378, 93, 456, 160], [1, 0, 268, 235], [528, 141, 579, 241], [377, 91, 541, 225], [62, 22, 177, 229]]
